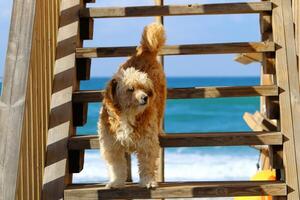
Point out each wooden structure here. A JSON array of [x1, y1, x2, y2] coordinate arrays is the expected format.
[[1, 0, 300, 199], [0, 0, 37, 200]]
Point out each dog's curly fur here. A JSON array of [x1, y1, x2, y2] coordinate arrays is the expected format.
[[98, 23, 167, 189]]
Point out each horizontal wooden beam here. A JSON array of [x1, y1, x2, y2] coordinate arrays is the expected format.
[[72, 85, 279, 103], [80, 2, 272, 18], [68, 132, 282, 150], [64, 181, 286, 199], [76, 42, 275, 58]]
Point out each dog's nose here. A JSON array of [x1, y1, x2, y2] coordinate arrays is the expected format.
[[141, 95, 148, 104]]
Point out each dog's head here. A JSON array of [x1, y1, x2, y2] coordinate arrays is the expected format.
[[106, 67, 155, 114]]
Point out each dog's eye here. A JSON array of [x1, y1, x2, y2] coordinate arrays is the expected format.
[[127, 87, 134, 92]]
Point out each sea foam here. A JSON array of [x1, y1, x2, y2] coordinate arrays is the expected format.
[[73, 150, 258, 183]]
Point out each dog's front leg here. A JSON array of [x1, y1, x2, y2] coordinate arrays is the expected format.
[[136, 136, 160, 188], [99, 130, 127, 188]]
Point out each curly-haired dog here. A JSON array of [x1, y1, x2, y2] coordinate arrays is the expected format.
[[98, 23, 167, 189]]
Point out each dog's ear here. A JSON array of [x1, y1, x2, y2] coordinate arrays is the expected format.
[[106, 78, 118, 101]]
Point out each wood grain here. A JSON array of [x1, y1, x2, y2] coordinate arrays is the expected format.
[[80, 2, 272, 18], [72, 85, 279, 103], [0, 0, 36, 199], [15, 1, 61, 199], [68, 132, 283, 150], [42, 0, 82, 199], [76, 42, 275, 58], [234, 53, 263, 64], [272, 0, 300, 198], [64, 181, 286, 199], [155, 0, 165, 186], [243, 111, 277, 132]]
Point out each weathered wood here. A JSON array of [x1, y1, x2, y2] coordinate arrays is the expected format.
[[80, 18, 93, 40], [76, 58, 91, 81], [0, 0, 37, 199], [68, 132, 283, 150], [234, 53, 263, 64], [155, 0, 165, 186], [260, 6, 278, 120], [243, 112, 277, 132], [73, 103, 88, 126], [15, 0, 61, 198], [64, 181, 286, 199], [76, 42, 275, 58], [80, 2, 272, 18], [243, 111, 282, 170], [68, 150, 84, 173], [270, 145, 284, 172], [72, 85, 279, 103], [42, 0, 83, 199], [292, 0, 299, 66], [272, 0, 300, 198]]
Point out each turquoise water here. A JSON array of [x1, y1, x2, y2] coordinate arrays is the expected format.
[[77, 77, 259, 154], [74, 77, 261, 183], [0, 77, 261, 182]]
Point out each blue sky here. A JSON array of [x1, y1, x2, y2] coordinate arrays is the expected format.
[[0, 0, 261, 77]]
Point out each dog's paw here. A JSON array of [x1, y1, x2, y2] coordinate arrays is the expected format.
[[139, 180, 158, 189], [105, 181, 125, 189]]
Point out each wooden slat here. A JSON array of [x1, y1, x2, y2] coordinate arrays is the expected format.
[[243, 111, 277, 132], [0, 0, 37, 199], [68, 132, 283, 150], [234, 53, 263, 64], [42, 0, 83, 199], [76, 42, 275, 58], [72, 85, 279, 103], [64, 181, 286, 199], [80, 2, 272, 18], [155, 0, 165, 186], [272, 0, 300, 198]]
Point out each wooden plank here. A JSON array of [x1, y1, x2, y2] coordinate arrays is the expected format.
[[79, 18, 93, 40], [243, 112, 277, 132], [76, 42, 275, 58], [260, 5, 278, 120], [272, 0, 300, 198], [243, 111, 282, 170], [68, 150, 84, 173], [72, 85, 279, 103], [64, 181, 286, 199], [280, 0, 300, 195], [76, 58, 91, 81], [234, 53, 263, 64], [73, 103, 88, 126], [0, 0, 37, 199], [80, 2, 272, 18], [155, 0, 165, 186], [292, 0, 299, 63], [41, 0, 82, 199], [68, 132, 283, 150]]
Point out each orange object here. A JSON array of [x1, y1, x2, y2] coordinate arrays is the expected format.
[[234, 170, 276, 200]]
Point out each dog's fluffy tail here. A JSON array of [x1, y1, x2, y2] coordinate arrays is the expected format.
[[139, 22, 166, 54]]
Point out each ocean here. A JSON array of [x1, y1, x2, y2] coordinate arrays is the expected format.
[[0, 77, 260, 199], [73, 77, 261, 188]]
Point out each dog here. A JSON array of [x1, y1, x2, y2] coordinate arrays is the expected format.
[[98, 22, 167, 189]]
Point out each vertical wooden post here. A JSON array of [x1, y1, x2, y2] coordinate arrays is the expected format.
[[155, 0, 165, 184], [260, 0, 282, 174], [0, 0, 36, 199], [292, 0, 299, 81], [42, 0, 84, 199], [272, 0, 300, 199], [260, 0, 278, 119]]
